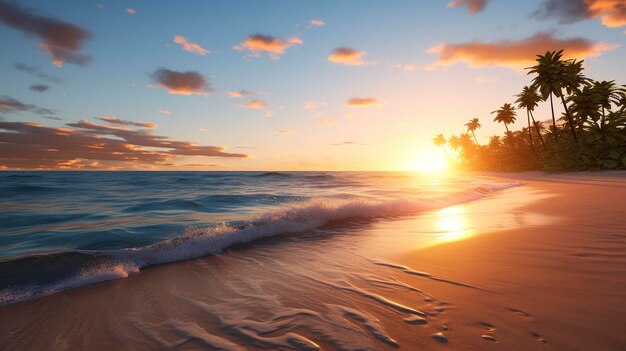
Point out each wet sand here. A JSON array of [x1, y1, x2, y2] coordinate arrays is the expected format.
[[1, 172, 625, 350]]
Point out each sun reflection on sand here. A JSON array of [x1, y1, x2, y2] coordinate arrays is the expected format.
[[434, 205, 473, 243]]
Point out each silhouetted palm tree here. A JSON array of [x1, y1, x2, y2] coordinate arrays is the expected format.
[[593, 80, 622, 130], [515, 86, 545, 149], [491, 103, 516, 134], [432, 134, 446, 148], [527, 50, 585, 143], [447, 135, 461, 156], [464, 118, 481, 145]]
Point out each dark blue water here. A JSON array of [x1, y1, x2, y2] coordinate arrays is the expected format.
[[0, 171, 516, 305]]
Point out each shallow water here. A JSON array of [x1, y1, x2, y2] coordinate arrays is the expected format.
[[0, 171, 522, 306]]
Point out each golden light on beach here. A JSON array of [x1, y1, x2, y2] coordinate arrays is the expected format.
[[434, 206, 472, 243]]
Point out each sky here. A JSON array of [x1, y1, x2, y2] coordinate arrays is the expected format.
[[1, 0, 625, 171]]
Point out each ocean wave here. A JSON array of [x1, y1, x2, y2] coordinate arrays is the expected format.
[[0, 181, 519, 306]]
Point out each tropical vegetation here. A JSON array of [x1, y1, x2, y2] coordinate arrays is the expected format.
[[434, 50, 626, 172]]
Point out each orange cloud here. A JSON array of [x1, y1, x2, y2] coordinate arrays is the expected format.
[[126, 8, 136, 14], [228, 90, 252, 98], [150, 68, 211, 95], [307, 19, 326, 28], [0, 1, 92, 67], [447, 0, 488, 14], [98, 116, 156, 129], [173, 36, 209, 56], [316, 115, 338, 127], [328, 47, 370, 66], [428, 32, 618, 69], [534, 0, 626, 28], [303, 101, 322, 109], [0, 120, 249, 170], [347, 97, 382, 108], [274, 129, 298, 135], [233, 34, 302, 59], [235, 99, 268, 109]]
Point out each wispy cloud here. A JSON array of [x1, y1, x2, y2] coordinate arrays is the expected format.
[[174, 35, 209, 56], [228, 90, 253, 98], [0, 120, 249, 169], [0, 1, 92, 67], [315, 114, 338, 127], [13, 63, 62, 83], [274, 129, 298, 135], [30, 84, 50, 93], [233, 34, 302, 59], [158, 109, 172, 115], [427, 32, 618, 69], [303, 101, 324, 109], [447, 0, 489, 14], [126, 8, 136, 14], [307, 19, 326, 28], [97, 116, 156, 129], [0, 96, 55, 114], [235, 99, 268, 109], [150, 68, 211, 95], [347, 97, 383, 108], [328, 47, 371, 66]]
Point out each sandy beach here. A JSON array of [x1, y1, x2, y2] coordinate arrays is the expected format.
[[1, 171, 625, 350]]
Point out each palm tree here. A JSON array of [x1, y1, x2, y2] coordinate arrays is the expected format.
[[593, 80, 622, 130], [568, 85, 601, 131], [447, 135, 461, 156], [515, 86, 545, 149], [527, 50, 585, 143], [491, 103, 516, 134], [464, 118, 481, 145], [432, 134, 446, 148]]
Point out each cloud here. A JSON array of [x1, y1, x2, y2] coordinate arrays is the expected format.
[[228, 90, 253, 98], [126, 8, 136, 14], [233, 34, 302, 59], [307, 19, 326, 28], [347, 97, 383, 108], [447, 0, 489, 14], [427, 32, 618, 69], [13, 63, 62, 83], [316, 115, 338, 127], [173, 35, 209, 56], [150, 68, 211, 95], [0, 119, 249, 169], [303, 101, 323, 109], [30, 84, 49, 93], [0, 1, 92, 67], [0, 96, 55, 114], [158, 109, 171, 115], [199, 127, 207, 132], [235, 99, 268, 109], [330, 141, 363, 146], [533, 0, 626, 28], [97, 116, 156, 129], [274, 129, 298, 135], [328, 47, 370, 66]]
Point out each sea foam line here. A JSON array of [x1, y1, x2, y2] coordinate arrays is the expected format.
[[0, 181, 519, 306]]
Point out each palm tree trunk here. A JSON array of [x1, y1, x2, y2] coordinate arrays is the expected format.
[[559, 94, 579, 143], [600, 107, 605, 132], [529, 110, 546, 149], [549, 91, 558, 142], [504, 123, 510, 133], [526, 110, 533, 149], [471, 131, 480, 146]]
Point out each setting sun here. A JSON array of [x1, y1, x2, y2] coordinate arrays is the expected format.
[[406, 148, 449, 173]]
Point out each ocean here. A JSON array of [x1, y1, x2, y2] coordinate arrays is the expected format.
[[0, 171, 519, 307]]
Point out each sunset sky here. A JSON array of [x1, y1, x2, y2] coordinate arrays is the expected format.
[[1, 0, 625, 170]]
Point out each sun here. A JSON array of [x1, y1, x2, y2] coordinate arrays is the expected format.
[[405, 148, 449, 173]]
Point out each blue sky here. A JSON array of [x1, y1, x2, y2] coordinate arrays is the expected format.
[[1, 0, 625, 170]]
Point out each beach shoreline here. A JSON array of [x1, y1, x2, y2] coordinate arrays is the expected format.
[[0, 171, 624, 350]]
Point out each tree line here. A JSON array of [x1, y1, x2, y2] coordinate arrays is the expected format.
[[433, 50, 626, 172]]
